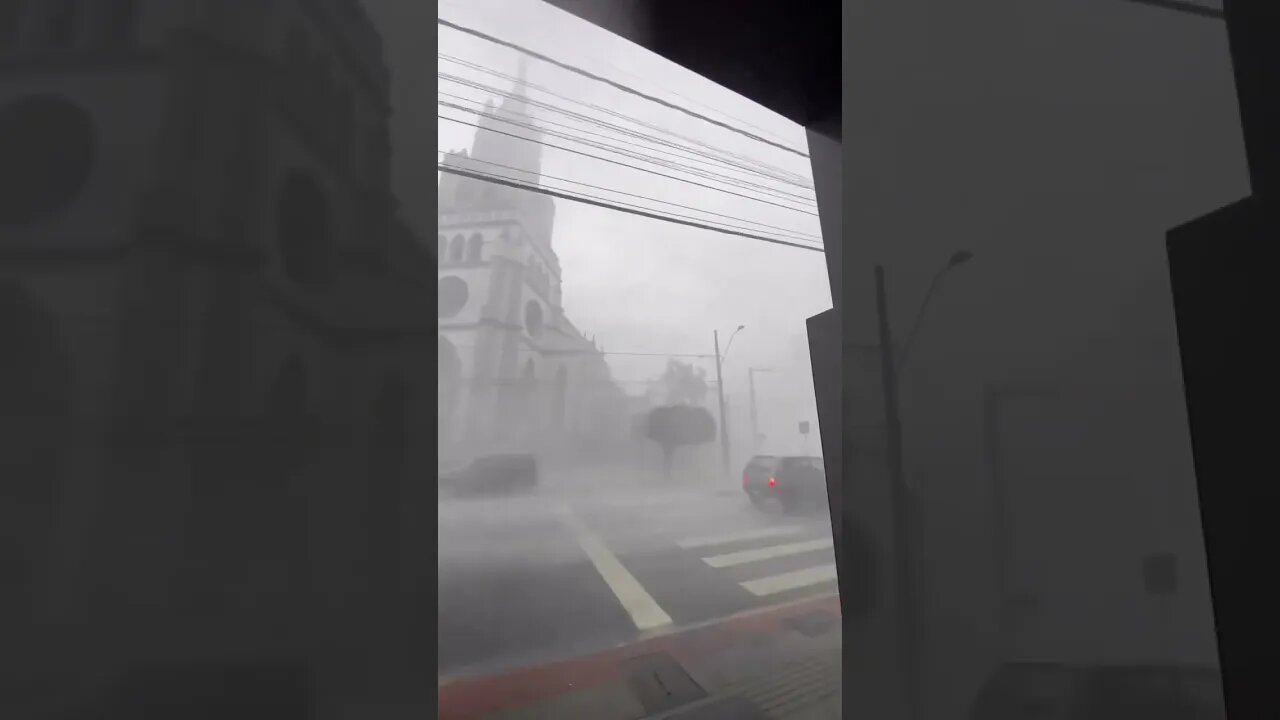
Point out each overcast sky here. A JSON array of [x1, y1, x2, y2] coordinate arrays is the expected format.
[[434, 0, 832, 449]]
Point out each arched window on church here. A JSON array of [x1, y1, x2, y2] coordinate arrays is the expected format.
[[449, 235, 465, 263], [466, 233, 483, 263]]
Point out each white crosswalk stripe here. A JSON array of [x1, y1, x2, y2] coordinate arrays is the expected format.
[[675, 521, 838, 599], [675, 525, 808, 550], [559, 507, 673, 631], [575, 493, 839, 604], [701, 538, 833, 568], [741, 564, 839, 597]]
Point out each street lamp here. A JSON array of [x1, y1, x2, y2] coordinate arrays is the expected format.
[[748, 367, 775, 451], [873, 250, 972, 717], [714, 325, 745, 483], [721, 324, 745, 362], [896, 250, 973, 376]]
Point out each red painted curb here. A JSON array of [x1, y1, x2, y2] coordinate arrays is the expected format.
[[438, 594, 840, 720]]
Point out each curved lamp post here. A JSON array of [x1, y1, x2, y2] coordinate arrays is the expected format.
[[896, 250, 973, 376], [714, 325, 745, 482], [873, 250, 972, 715]]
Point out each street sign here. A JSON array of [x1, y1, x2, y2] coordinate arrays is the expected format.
[[799, 421, 810, 436]]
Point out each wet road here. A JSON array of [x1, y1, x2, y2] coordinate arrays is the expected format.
[[437, 483, 837, 679]]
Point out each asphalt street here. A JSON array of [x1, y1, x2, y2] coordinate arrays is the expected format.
[[437, 484, 838, 679]]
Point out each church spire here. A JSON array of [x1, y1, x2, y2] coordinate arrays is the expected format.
[[506, 52, 532, 117]]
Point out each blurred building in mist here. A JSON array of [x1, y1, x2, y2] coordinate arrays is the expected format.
[[437, 68, 628, 462], [1, 0, 435, 708]]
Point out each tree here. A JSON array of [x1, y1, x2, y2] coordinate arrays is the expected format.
[[645, 404, 716, 479], [650, 359, 708, 407]]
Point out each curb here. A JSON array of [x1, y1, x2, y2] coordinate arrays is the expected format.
[[438, 594, 840, 720]]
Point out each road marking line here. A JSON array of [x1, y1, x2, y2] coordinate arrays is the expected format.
[[676, 525, 807, 550], [702, 538, 834, 568], [741, 564, 839, 597], [559, 508, 673, 632]]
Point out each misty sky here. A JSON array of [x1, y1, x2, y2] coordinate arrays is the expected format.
[[436, 0, 832, 452]]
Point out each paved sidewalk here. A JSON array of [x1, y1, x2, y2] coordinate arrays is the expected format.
[[439, 594, 842, 720]]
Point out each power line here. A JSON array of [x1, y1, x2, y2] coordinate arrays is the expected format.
[[438, 57, 813, 188], [438, 58, 811, 187], [441, 154, 822, 244], [437, 17, 810, 159], [448, 343, 714, 359], [599, 351, 714, 359], [452, 378, 722, 388], [439, 114, 819, 217], [439, 154, 822, 245], [437, 103, 819, 234], [438, 87, 814, 196], [438, 70, 811, 193], [436, 0, 800, 150], [438, 163, 825, 253], [439, 74, 813, 204], [439, 100, 817, 207]]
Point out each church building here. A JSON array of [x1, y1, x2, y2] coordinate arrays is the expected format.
[[437, 65, 625, 461]]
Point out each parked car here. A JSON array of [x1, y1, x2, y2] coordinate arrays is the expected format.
[[439, 454, 539, 497], [742, 455, 826, 513], [968, 662, 1225, 719]]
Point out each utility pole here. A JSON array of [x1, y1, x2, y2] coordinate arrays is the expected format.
[[875, 265, 920, 719], [748, 369, 759, 451], [714, 330, 730, 483], [748, 367, 771, 451]]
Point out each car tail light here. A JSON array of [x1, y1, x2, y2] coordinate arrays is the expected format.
[[743, 472, 750, 488], [768, 477, 777, 487]]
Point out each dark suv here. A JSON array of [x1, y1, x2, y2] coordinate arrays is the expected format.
[[439, 454, 539, 498], [742, 455, 826, 513]]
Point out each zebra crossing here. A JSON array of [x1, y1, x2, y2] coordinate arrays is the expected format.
[[674, 523, 838, 598], [562, 492, 839, 632]]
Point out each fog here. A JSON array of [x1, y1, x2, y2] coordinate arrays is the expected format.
[[427, 0, 831, 502], [0, 0, 834, 715]]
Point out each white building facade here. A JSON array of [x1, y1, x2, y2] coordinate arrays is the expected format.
[[437, 72, 624, 461]]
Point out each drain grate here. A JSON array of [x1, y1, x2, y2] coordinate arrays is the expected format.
[[784, 610, 839, 638], [620, 652, 707, 716]]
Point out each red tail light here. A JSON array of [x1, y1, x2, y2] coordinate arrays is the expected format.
[[742, 472, 749, 488], [768, 477, 777, 487]]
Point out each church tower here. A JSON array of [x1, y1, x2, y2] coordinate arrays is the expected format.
[[438, 60, 566, 455]]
